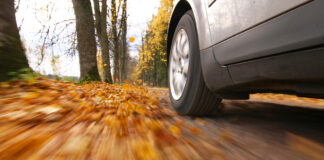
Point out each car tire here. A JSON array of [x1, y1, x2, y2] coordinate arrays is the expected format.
[[168, 10, 222, 116]]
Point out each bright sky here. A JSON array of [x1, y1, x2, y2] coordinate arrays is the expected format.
[[128, 0, 160, 57], [16, 0, 160, 77]]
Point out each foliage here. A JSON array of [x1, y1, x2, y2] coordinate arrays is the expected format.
[[8, 68, 35, 81], [0, 78, 209, 159], [136, 0, 173, 87]]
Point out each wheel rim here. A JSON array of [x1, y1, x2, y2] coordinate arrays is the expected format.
[[169, 29, 190, 101]]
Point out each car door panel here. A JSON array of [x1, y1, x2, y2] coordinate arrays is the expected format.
[[207, 0, 310, 46], [210, 0, 324, 65]]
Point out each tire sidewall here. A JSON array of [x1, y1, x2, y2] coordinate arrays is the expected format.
[[168, 11, 202, 114]]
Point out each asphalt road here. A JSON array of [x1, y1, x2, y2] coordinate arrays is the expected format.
[[156, 89, 324, 160]]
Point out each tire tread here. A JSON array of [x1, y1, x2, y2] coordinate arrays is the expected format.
[[187, 76, 221, 116]]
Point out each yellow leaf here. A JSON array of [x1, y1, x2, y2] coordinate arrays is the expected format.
[[188, 126, 202, 135], [24, 92, 39, 99], [132, 139, 158, 160], [27, 78, 36, 85], [194, 118, 206, 126], [129, 37, 135, 42], [168, 125, 181, 137], [33, 105, 62, 114], [219, 129, 235, 143]]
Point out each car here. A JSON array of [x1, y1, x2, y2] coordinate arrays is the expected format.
[[167, 0, 324, 116]]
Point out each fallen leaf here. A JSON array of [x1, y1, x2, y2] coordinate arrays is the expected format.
[[168, 125, 181, 137], [188, 126, 202, 135]]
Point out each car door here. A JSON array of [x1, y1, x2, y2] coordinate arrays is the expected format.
[[207, 0, 311, 65]]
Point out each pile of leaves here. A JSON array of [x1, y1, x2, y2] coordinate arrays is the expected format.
[[251, 93, 324, 109], [0, 78, 220, 160]]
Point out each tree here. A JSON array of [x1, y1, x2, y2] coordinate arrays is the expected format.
[[120, 0, 128, 82], [16, 0, 78, 76], [136, 0, 172, 86], [0, 0, 29, 81], [72, 0, 100, 81], [93, 0, 112, 83], [111, 0, 119, 82]]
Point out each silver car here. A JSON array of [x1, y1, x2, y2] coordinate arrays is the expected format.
[[167, 0, 324, 115]]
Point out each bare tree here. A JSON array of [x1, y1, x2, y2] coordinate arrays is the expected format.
[[120, 0, 128, 82], [111, 0, 119, 82], [72, 0, 100, 80], [93, 0, 112, 83], [0, 0, 29, 81]]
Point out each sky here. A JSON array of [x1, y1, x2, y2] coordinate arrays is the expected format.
[[16, 0, 160, 77], [128, 0, 160, 57]]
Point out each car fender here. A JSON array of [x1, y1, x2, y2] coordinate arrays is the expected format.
[[168, 0, 212, 53], [168, 0, 234, 93]]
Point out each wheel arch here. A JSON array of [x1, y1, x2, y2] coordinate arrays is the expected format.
[[167, 0, 212, 62], [167, 0, 241, 98], [167, 0, 192, 65]]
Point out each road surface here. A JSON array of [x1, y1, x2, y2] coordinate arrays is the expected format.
[[155, 88, 324, 160], [1, 80, 323, 160]]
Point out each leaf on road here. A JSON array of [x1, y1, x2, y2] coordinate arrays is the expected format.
[[0, 78, 221, 159]]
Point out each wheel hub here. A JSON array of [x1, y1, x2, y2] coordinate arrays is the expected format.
[[169, 29, 190, 100]]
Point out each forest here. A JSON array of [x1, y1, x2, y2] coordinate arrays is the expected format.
[[0, 0, 172, 87], [136, 0, 173, 87]]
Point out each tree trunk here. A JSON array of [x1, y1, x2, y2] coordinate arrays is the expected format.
[[72, 0, 100, 81], [111, 0, 120, 83], [141, 36, 145, 85], [153, 51, 157, 86], [120, 0, 128, 82], [111, 0, 119, 83], [0, 0, 29, 81], [93, 0, 112, 83]]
